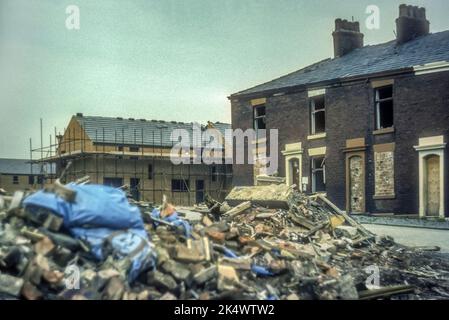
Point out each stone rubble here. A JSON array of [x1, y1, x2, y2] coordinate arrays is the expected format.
[[1, 183, 449, 300]]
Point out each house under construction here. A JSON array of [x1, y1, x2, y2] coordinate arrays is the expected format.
[[33, 113, 232, 205]]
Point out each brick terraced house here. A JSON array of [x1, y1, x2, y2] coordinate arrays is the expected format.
[[229, 4, 449, 217]]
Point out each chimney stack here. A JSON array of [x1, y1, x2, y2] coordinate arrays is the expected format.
[[332, 19, 364, 58], [396, 4, 429, 44]]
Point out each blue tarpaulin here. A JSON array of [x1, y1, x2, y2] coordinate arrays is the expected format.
[[23, 183, 156, 282]]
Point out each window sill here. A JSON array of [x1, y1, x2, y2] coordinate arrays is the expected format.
[[307, 132, 327, 140], [373, 194, 396, 200], [373, 127, 395, 135]]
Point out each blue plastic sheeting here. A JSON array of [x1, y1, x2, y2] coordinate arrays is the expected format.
[[23, 184, 156, 282], [150, 208, 191, 238], [216, 245, 274, 277], [251, 264, 275, 277], [222, 247, 238, 259]]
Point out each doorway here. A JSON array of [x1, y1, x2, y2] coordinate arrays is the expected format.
[[130, 178, 140, 201], [345, 149, 366, 215], [196, 180, 205, 204], [425, 155, 440, 216], [289, 158, 300, 189], [349, 155, 364, 213]]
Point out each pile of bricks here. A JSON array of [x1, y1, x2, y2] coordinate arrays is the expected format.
[[1, 184, 448, 300]]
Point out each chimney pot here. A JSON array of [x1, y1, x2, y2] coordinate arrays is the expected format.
[[396, 4, 429, 44], [333, 19, 364, 58]]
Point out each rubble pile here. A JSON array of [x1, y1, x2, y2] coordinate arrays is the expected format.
[[1, 183, 449, 300]]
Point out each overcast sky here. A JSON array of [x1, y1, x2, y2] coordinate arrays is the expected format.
[[1, 0, 448, 158]]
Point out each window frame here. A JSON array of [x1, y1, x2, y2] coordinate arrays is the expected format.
[[375, 85, 394, 130], [12, 175, 19, 185], [253, 105, 266, 130], [28, 175, 35, 185], [310, 95, 326, 135], [311, 157, 326, 193]]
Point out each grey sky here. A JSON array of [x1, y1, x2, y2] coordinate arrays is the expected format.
[[1, 0, 448, 158]]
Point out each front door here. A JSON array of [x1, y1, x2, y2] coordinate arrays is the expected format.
[[426, 155, 440, 216], [347, 155, 365, 213], [290, 159, 300, 189]]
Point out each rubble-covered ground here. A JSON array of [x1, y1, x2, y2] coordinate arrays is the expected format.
[[1, 183, 449, 300]]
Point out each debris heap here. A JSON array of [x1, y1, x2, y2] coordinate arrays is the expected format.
[[1, 183, 448, 300]]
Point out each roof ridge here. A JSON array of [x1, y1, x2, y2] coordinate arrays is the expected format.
[[76, 115, 193, 126], [0, 158, 30, 161]]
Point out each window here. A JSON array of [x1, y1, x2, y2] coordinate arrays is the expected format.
[[311, 157, 326, 192], [103, 177, 124, 188], [37, 176, 44, 184], [129, 146, 139, 152], [310, 95, 325, 135], [253, 105, 266, 130], [148, 164, 153, 180], [211, 165, 217, 182], [28, 175, 35, 185], [375, 85, 394, 130], [118, 146, 124, 152], [12, 176, 19, 185], [171, 179, 189, 192]]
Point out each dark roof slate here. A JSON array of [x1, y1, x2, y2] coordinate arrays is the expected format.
[[232, 31, 449, 97]]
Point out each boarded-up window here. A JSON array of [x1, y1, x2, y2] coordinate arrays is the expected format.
[[374, 148, 395, 197]]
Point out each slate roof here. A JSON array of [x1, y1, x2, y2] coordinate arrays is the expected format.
[[0, 158, 54, 175], [232, 30, 449, 97], [74, 116, 231, 148]]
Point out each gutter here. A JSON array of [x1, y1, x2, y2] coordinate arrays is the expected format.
[[228, 67, 414, 101]]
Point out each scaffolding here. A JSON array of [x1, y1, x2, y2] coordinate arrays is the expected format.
[[30, 119, 233, 206]]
